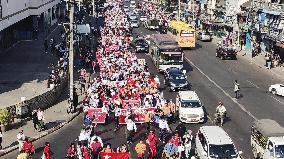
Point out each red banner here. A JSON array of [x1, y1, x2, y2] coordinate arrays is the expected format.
[[119, 107, 156, 124], [87, 108, 107, 123], [122, 100, 140, 109], [99, 152, 130, 159]]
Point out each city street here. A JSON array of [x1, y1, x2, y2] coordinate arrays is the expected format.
[[2, 1, 284, 159]]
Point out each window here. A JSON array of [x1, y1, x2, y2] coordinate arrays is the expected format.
[[52, 7, 55, 20], [0, 5, 2, 19]]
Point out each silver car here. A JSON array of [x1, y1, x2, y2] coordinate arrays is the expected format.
[[130, 20, 139, 28], [197, 31, 212, 41]]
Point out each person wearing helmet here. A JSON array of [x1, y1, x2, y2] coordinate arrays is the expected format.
[[216, 102, 226, 115]]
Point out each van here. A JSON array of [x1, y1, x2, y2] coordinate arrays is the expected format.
[[176, 91, 204, 123], [251, 119, 284, 159], [195, 126, 242, 159]]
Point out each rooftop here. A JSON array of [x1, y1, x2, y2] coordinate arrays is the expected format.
[[178, 91, 200, 101], [200, 126, 233, 145], [253, 119, 284, 137]]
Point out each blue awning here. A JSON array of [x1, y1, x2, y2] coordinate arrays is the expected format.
[[262, 9, 281, 15]]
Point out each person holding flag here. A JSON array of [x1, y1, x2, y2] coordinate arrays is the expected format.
[[135, 139, 147, 159]]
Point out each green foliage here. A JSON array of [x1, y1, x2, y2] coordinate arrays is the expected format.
[[0, 109, 10, 125]]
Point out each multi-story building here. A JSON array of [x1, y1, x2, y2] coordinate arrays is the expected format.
[[0, 0, 62, 53]]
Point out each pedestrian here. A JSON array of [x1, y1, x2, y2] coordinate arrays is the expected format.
[[32, 110, 38, 131], [44, 39, 48, 54], [135, 139, 147, 159], [90, 138, 101, 159], [113, 105, 121, 131], [42, 142, 51, 159], [125, 115, 137, 144], [168, 99, 176, 122], [37, 108, 45, 131], [159, 116, 170, 143], [79, 76, 86, 94], [17, 150, 28, 159], [101, 143, 113, 153], [66, 143, 77, 159], [144, 110, 153, 131], [0, 127, 2, 149], [183, 130, 193, 159], [82, 145, 91, 159], [117, 143, 129, 152], [17, 130, 25, 151], [234, 80, 240, 99], [175, 121, 187, 140], [22, 138, 35, 155], [146, 130, 157, 159], [163, 142, 178, 158]]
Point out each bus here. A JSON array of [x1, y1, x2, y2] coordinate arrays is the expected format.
[[168, 21, 196, 49], [149, 34, 183, 72]]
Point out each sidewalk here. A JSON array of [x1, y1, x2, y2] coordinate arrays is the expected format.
[[0, 92, 80, 156], [0, 25, 63, 108]]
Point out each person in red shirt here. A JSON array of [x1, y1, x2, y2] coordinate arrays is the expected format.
[[147, 130, 157, 159], [82, 145, 91, 159], [91, 138, 102, 159], [22, 138, 35, 155], [66, 143, 76, 159], [43, 142, 51, 159], [170, 133, 181, 147]]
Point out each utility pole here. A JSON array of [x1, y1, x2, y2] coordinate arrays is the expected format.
[[69, 0, 75, 105], [178, 0, 181, 21], [92, 0, 95, 17]]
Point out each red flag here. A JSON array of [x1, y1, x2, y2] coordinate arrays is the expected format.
[[99, 152, 130, 159]]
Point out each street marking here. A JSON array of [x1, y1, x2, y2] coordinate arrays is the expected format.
[[246, 80, 260, 89], [184, 57, 258, 120], [270, 95, 284, 105]]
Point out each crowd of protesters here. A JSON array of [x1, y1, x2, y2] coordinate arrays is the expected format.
[[60, 0, 196, 159]]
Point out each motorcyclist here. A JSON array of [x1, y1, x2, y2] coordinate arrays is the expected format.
[[216, 102, 226, 115]]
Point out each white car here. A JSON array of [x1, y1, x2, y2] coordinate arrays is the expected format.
[[130, 20, 139, 28], [124, 7, 130, 12], [269, 84, 284, 96], [176, 91, 205, 123], [197, 31, 212, 41], [130, 1, 136, 8], [129, 14, 137, 20], [140, 15, 147, 22]]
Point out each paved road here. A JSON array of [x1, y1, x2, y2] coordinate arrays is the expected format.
[[4, 3, 284, 159]]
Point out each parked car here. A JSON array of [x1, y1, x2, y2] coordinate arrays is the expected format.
[[143, 19, 159, 30], [164, 68, 189, 91], [197, 31, 212, 41], [216, 47, 237, 60], [130, 19, 139, 28], [269, 84, 284, 96]]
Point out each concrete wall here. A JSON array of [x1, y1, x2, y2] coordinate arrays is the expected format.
[[3, 76, 67, 120], [0, 0, 60, 31]]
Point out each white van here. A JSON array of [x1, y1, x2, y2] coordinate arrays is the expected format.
[[251, 119, 284, 159], [176, 91, 205, 123], [195, 126, 242, 159]]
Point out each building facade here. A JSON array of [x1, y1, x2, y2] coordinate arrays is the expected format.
[[0, 0, 62, 53]]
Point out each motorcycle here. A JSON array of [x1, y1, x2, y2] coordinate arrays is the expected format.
[[214, 112, 226, 126]]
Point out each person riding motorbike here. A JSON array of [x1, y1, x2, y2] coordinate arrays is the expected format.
[[215, 102, 226, 126]]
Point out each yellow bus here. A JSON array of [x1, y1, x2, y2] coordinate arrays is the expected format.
[[168, 21, 196, 48]]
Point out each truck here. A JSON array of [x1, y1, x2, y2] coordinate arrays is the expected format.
[[251, 119, 284, 159]]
